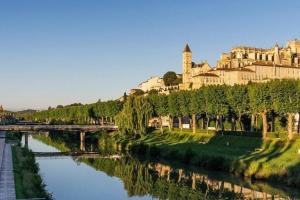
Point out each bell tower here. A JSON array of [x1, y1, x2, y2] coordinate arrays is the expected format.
[[182, 44, 192, 89]]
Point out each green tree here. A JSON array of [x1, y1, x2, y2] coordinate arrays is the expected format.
[[190, 89, 206, 133], [178, 91, 191, 131], [204, 85, 228, 133], [163, 71, 178, 86], [115, 96, 153, 135], [168, 92, 180, 130], [148, 89, 159, 96], [131, 89, 145, 96], [226, 85, 249, 131], [115, 97, 135, 134], [248, 83, 272, 139], [270, 80, 298, 140]]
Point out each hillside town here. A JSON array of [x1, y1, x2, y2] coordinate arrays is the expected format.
[[133, 39, 300, 94]]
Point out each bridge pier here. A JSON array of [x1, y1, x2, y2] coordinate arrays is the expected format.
[[24, 133, 28, 149], [80, 132, 86, 151]]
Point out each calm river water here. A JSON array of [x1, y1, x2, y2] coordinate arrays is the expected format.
[[19, 132, 300, 200]]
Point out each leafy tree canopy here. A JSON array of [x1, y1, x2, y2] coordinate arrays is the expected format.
[[163, 71, 180, 86]]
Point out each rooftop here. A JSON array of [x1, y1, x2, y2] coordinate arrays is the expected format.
[[183, 44, 191, 53]]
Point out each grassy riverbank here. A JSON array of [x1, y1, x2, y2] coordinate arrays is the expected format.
[[117, 129, 300, 187], [12, 145, 51, 199]]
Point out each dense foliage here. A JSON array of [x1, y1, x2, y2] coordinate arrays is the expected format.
[[116, 79, 300, 139], [163, 71, 181, 86], [26, 100, 123, 125], [26, 79, 300, 139], [115, 96, 153, 135]]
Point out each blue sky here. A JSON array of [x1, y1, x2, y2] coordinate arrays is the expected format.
[[1, 0, 300, 110]]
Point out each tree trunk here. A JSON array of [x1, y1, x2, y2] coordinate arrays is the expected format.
[[168, 115, 173, 131], [255, 114, 258, 130], [216, 115, 220, 131], [251, 114, 255, 132], [298, 113, 300, 134], [272, 114, 275, 132], [192, 113, 196, 134], [206, 117, 210, 134], [239, 115, 243, 131], [261, 111, 268, 139], [288, 113, 294, 140], [216, 115, 219, 131], [231, 117, 235, 131], [220, 115, 224, 135], [202, 117, 206, 129], [178, 116, 183, 131]]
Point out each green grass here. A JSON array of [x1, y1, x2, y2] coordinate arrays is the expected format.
[[120, 129, 300, 187], [12, 145, 52, 199]]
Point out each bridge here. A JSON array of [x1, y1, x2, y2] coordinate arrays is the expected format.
[[0, 124, 118, 132]]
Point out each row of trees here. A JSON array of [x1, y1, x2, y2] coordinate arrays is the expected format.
[[25, 79, 300, 140], [28, 100, 123, 125], [116, 79, 300, 140]]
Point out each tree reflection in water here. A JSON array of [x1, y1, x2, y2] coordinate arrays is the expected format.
[[32, 131, 299, 200]]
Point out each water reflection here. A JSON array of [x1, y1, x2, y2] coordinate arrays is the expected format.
[[20, 131, 300, 200]]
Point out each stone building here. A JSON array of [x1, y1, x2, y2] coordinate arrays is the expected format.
[[137, 76, 165, 92], [180, 39, 300, 90], [135, 75, 181, 95]]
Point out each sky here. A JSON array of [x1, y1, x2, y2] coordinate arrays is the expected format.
[[1, 0, 300, 111]]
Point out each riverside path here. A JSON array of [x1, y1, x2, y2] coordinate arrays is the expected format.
[[0, 132, 16, 200]]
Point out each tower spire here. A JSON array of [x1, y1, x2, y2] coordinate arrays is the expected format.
[[183, 44, 191, 53]]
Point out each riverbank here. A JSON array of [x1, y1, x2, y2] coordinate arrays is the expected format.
[[0, 132, 16, 200], [16, 131, 300, 199], [116, 129, 300, 187], [11, 144, 51, 199]]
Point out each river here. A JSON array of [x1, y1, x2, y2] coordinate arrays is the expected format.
[[18, 131, 300, 200]]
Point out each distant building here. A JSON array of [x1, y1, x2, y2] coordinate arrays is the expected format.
[[180, 39, 300, 90], [138, 76, 165, 92]]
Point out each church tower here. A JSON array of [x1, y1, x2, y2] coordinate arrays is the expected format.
[[182, 44, 192, 89]]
